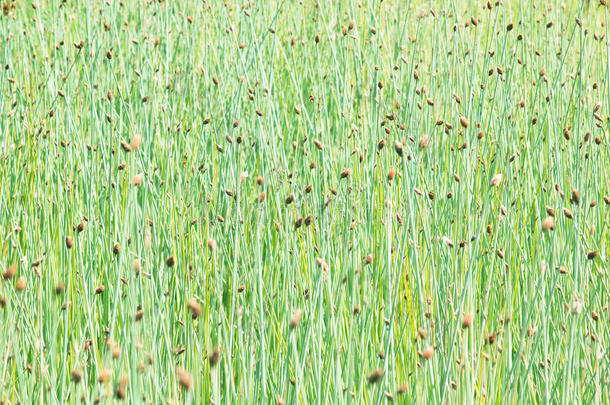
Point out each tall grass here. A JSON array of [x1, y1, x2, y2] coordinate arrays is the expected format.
[[0, 0, 609, 403]]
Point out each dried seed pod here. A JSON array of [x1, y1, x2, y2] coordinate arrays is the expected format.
[[208, 347, 221, 367], [55, 282, 65, 295], [316, 257, 329, 271], [571, 189, 580, 205], [367, 368, 384, 384], [98, 369, 112, 383], [187, 298, 202, 318], [289, 309, 302, 330], [207, 238, 217, 252], [394, 140, 403, 156], [462, 312, 474, 329], [294, 217, 303, 229], [387, 168, 396, 181], [15, 276, 26, 291], [563, 208, 573, 219], [419, 135, 430, 149], [442, 236, 454, 248], [120, 140, 131, 152], [422, 345, 434, 360], [545, 206, 555, 217], [165, 255, 176, 267], [130, 134, 142, 150], [340, 169, 350, 179], [541, 216, 555, 232], [490, 173, 502, 187], [587, 250, 598, 260], [176, 367, 193, 390], [66, 236, 74, 249], [115, 375, 129, 399], [3, 264, 16, 280], [71, 369, 83, 384], [459, 116, 469, 128]]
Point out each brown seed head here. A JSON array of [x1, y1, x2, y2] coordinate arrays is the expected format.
[[569, 188, 580, 205], [115, 375, 129, 399], [289, 309, 302, 330], [98, 369, 112, 383], [3, 264, 16, 280], [120, 140, 131, 152], [15, 276, 26, 291], [419, 135, 430, 149], [541, 216, 555, 232], [207, 238, 217, 252], [187, 298, 202, 318], [459, 116, 469, 128], [130, 134, 142, 150], [367, 368, 384, 384], [176, 367, 193, 391], [71, 369, 83, 384], [462, 312, 474, 329], [55, 282, 65, 295], [394, 140, 404, 156], [208, 347, 221, 367]]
